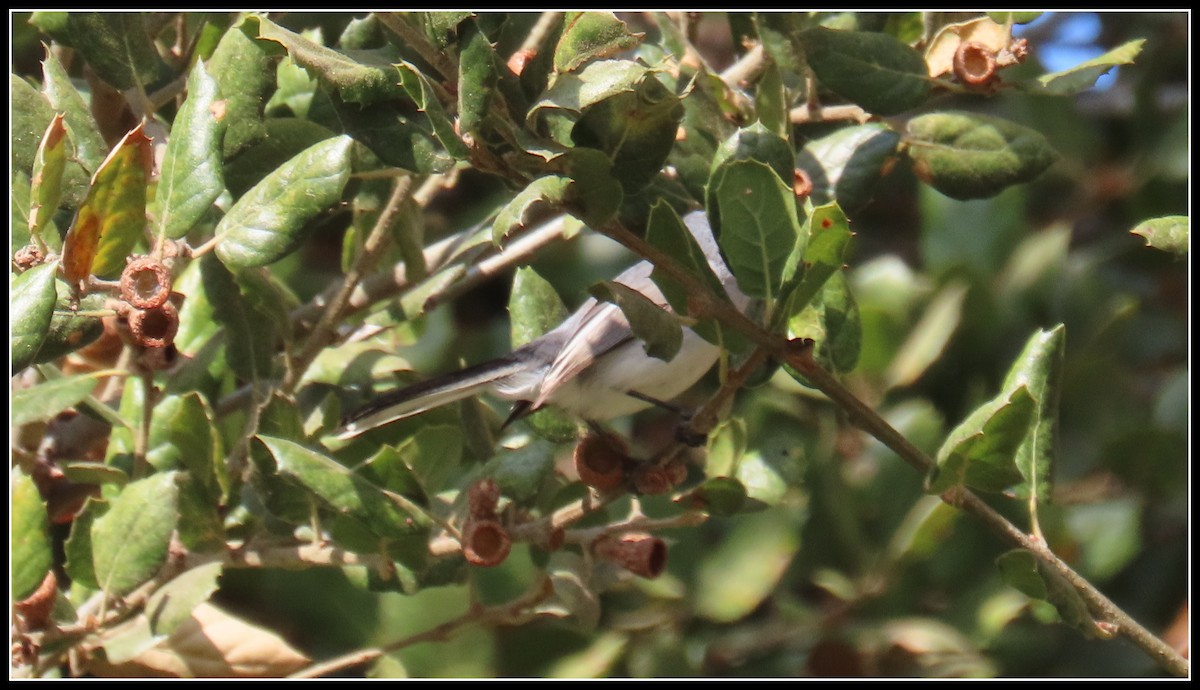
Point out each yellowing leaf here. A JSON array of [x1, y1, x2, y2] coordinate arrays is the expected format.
[[62, 123, 153, 284]]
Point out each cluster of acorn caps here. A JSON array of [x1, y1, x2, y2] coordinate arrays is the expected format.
[[111, 250, 183, 371]]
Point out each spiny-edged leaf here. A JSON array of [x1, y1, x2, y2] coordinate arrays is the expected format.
[[996, 548, 1048, 600], [91, 472, 180, 597], [249, 15, 405, 105], [265, 29, 320, 118], [28, 113, 69, 243], [668, 71, 738, 202], [11, 369, 121, 428], [12, 468, 53, 600], [144, 562, 223, 638], [530, 59, 649, 123], [510, 266, 570, 346], [209, 19, 275, 157], [1131, 215, 1188, 257], [554, 11, 644, 73], [781, 201, 853, 324], [419, 11, 473, 47], [713, 159, 803, 305], [588, 279, 683, 361], [927, 385, 1037, 494], [397, 61, 470, 159], [215, 135, 352, 269], [41, 47, 108, 173], [675, 476, 749, 516], [797, 123, 902, 211], [800, 26, 930, 115], [1037, 39, 1144, 95], [457, 17, 499, 137], [259, 435, 431, 538], [1002, 326, 1065, 525], [493, 175, 572, 245], [154, 60, 226, 241], [147, 393, 224, 500], [570, 72, 683, 193], [61, 123, 153, 283], [694, 507, 802, 622], [906, 111, 1059, 200], [705, 123, 795, 239], [64, 13, 168, 91], [11, 262, 59, 373], [12, 74, 59, 180], [64, 496, 106, 590]]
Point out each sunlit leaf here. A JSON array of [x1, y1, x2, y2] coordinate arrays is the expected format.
[[11, 262, 59, 373], [154, 60, 226, 241], [554, 11, 643, 73], [91, 472, 180, 597], [11, 368, 121, 427], [64, 13, 168, 91], [712, 159, 802, 304], [1130, 215, 1187, 257], [12, 468, 53, 600], [797, 123, 902, 211], [1037, 39, 1145, 95], [588, 279, 683, 362]]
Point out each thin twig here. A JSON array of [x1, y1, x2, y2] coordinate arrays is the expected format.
[[512, 11, 561, 63], [377, 12, 459, 81]]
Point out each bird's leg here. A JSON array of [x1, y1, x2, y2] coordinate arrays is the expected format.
[[625, 390, 706, 447]]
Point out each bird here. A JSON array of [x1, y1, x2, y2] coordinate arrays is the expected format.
[[331, 210, 748, 440]]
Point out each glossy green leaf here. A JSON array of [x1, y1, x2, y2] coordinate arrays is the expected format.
[[530, 59, 648, 123], [11, 262, 59, 373], [91, 472, 180, 597], [906, 111, 1059, 200], [797, 123, 902, 211], [713, 159, 802, 304], [492, 175, 572, 245], [41, 47, 108, 174], [588, 279, 683, 361], [997, 549, 1099, 636], [705, 418, 748, 478], [735, 449, 790, 506], [927, 385, 1036, 494], [60, 462, 129, 487], [260, 435, 430, 538], [323, 96, 453, 174], [223, 117, 338, 198], [694, 507, 801, 622], [570, 72, 683, 193], [249, 15, 405, 105], [65, 496, 106, 590], [28, 113, 69, 243], [62, 124, 153, 282], [144, 562, 223, 637], [12, 171, 36, 253], [397, 61, 470, 159], [1002, 326, 1065, 524], [12, 468, 53, 600], [209, 19, 275, 157], [34, 286, 107, 366], [154, 60, 226, 241], [755, 13, 805, 74], [265, 29, 320, 118], [800, 26, 930, 115], [64, 13, 168, 91], [11, 369, 120, 428], [782, 201, 853, 323], [754, 61, 788, 138], [1131, 215, 1188, 256], [1037, 39, 1144, 95], [392, 424, 463, 496], [705, 123, 796, 239], [215, 135, 352, 269], [554, 12, 643, 73]]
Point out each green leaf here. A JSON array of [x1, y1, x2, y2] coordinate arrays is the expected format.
[[905, 111, 1059, 200], [11, 262, 59, 373], [321, 95, 453, 174], [64, 496, 106, 590], [713, 159, 802, 305], [530, 59, 648, 123], [397, 61, 470, 159], [816, 271, 861, 374], [492, 175, 572, 245], [11, 369, 121, 427], [782, 201, 853, 324], [259, 435, 431, 538], [215, 135, 353, 269], [510, 266, 570, 347], [223, 117, 338, 198], [488, 439, 557, 503], [885, 281, 969, 390], [996, 549, 1047, 600], [554, 12, 643, 73], [570, 72, 683, 193], [41, 47, 108, 174], [193, 255, 276, 382], [11, 74, 58, 181], [754, 61, 788, 139], [265, 30, 320, 118], [676, 476, 749, 516], [457, 17, 500, 137], [61, 124, 153, 282], [154, 60, 226, 241], [754, 13, 805, 74], [927, 386, 1037, 494], [392, 424, 464, 496], [704, 123, 796, 239], [64, 13, 168, 91], [12, 171, 36, 253], [12, 468, 53, 600], [588, 279, 683, 362], [144, 562, 223, 637], [694, 507, 801, 622], [1001, 326, 1065, 525], [36, 287, 107, 366], [1037, 39, 1144, 95], [797, 123, 902, 211], [147, 393, 224, 501], [209, 19, 275, 157], [1130, 215, 1188, 256], [28, 113, 69, 243], [91, 472, 180, 597], [800, 26, 930, 115], [249, 15, 406, 105]]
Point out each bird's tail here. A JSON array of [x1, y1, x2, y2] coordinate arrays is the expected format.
[[331, 356, 531, 440]]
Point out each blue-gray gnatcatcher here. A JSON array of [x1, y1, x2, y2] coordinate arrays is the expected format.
[[333, 210, 748, 440]]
